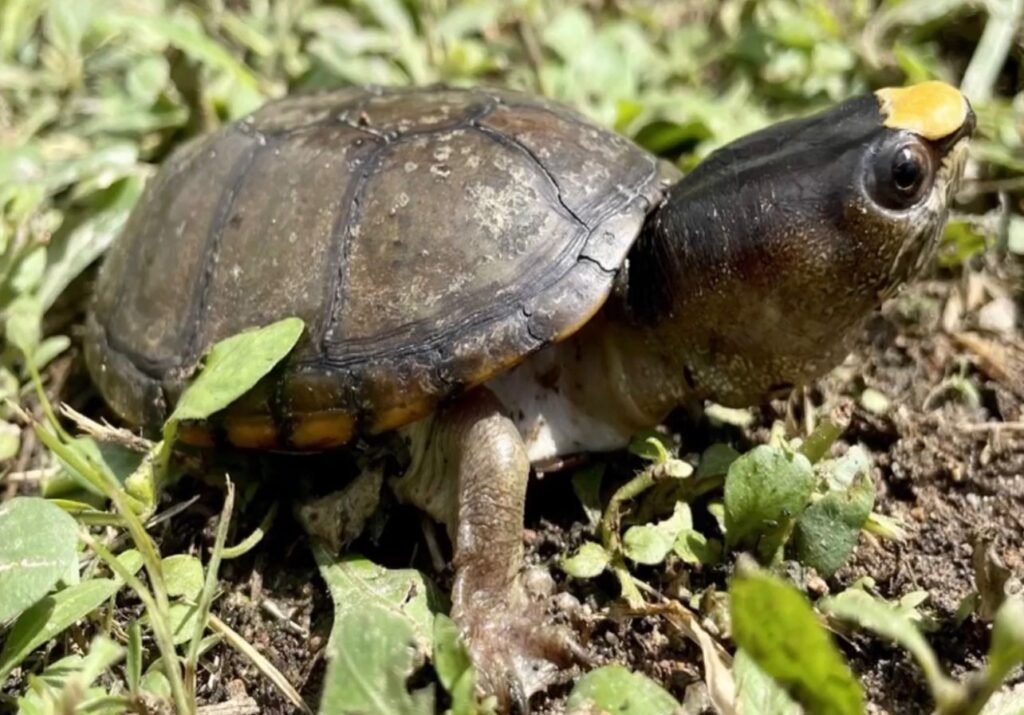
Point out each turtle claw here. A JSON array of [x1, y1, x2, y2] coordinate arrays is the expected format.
[[457, 588, 585, 713]]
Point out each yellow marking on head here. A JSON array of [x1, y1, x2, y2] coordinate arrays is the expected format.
[[875, 81, 968, 140]]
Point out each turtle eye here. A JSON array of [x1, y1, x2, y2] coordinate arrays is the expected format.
[[870, 140, 932, 209], [891, 145, 926, 195]]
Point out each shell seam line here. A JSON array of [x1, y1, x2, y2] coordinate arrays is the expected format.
[[183, 137, 266, 364], [471, 122, 590, 233], [317, 99, 500, 352]]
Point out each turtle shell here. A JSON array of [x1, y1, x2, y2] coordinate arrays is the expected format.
[[84, 85, 677, 450]]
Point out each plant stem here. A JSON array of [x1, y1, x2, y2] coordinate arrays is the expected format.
[[85, 536, 192, 715], [186, 480, 235, 700]]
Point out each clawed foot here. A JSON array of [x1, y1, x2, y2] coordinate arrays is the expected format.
[[455, 584, 587, 713]]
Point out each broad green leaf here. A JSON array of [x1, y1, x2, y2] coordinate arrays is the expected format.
[[695, 443, 740, 479], [167, 601, 200, 645], [566, 664, 680, 714], [314, 547, 437, 653], [730, 570, 864, 715], [820, 588, 959, 702], [30, 335, 71, 372], [0, 497, 79, 624], [0, 579, 121, 681], [623, 503, 692, 565], [37, 174, 145, 312], [792, 468, 874, 576], [162, 554, 204, 600], [319, 605, 435, 715], [168, 317, 305, 426], [432, 614, 471, 692], [15, 637, 125, 715], [97, 11, 261, 100], [673, 530, 723, 565], [734, 649, 801, 715], [51, 436, 131, 498], [11, 245, 46, 293], [623, 523, 674, 564], [989, 597, 1024, 680], [432, 613, 483, 715], [561, 542, 610, 579], [0, 420, 20, 461], [140, 669, 171, 700], [724, 446, 814, 561], [5, 293, 42, 357], [0, 549, 141, 680], [43, 0, 95, 59]]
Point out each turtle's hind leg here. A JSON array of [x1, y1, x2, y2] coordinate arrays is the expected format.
[[392, 388, 576, 712]]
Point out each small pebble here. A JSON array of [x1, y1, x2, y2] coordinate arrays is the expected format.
[[806, 575, 830, 598], [553, 592, 581, 613], [522, 566, 555, 598], [860, 387, 891, 416], [977, 296, 1017, 335]]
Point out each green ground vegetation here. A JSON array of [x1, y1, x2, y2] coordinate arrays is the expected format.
[[2, 1, 1024, 713]]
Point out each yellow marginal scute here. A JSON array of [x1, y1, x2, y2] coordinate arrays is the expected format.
[[875, 81, 968, 140]]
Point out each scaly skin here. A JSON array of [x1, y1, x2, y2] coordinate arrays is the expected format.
[[393, 390, 577, 711]]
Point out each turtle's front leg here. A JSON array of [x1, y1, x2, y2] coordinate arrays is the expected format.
[[393, 388, 575, 711]]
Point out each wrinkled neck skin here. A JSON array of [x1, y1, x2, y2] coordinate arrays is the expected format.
[[562, 167, 948, 431]]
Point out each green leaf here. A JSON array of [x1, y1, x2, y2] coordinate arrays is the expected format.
[[11, 245, 47, 293], [0, 547, 140, 680], [5, 293, 42, 357], [37, 174, 145, 312], [314, 547, 437, 654], [628, 430, 674, 462], [734, 649, 801, 715], [167, 601, 200, 646], [168, 317, 305, 427], [989, 596, 1024, 681], [0, 420, 20, 461], [432, 613, 482, 715], [319, 605, 435, 715], [0, 578, 121, 680], [561, 542, 610, 579], [673, 530, 722, 565], [724, 446, 814, 561], [30, 335, 71, 372], [820, 588, 959, 702], [571, 464, 604, 528], [623, 523, 673, 564], [432, 614, 471, 692], [126, 620, 143, 693], [15, 636, 125, 715], [140, 669, 171, 700], [730, 570, 864, 715], [792, 465, 874, 576], [43, 0, 95, 58], [0, 497, 80, 625], [695, 443, 740, 479], [566, 664, 680, 714], [623, 503, 692, 565], [162, 554, 204, 601]]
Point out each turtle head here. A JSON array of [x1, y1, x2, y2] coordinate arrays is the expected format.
[[624, 81, 974, 407]]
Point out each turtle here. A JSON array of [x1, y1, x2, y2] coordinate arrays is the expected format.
[[85, 81, 974, 708]]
